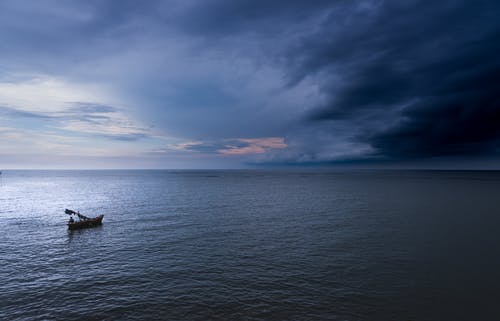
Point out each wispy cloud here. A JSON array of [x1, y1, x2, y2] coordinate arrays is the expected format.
[[0, 75, 150, 141], [217, 137, 287, 155], [0, 74, 112, 112], [0, 105, 53, 119], [166, 137, 287, 156], [58, 102, 150, 141]]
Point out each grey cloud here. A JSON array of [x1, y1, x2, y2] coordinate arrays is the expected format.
[[69, 102, 117, 114], [173, 0, 337, 36], [0, 102, 148, 141], [288, 0, 500, 162], [180, 140, 250, 154], [0, 106, 54, 119]]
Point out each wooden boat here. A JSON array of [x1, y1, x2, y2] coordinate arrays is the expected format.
[[65, 209, 104, 230], [68, 214, 104, 230]]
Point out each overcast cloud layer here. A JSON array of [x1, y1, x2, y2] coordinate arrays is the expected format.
[[0, 0, 499, 168]]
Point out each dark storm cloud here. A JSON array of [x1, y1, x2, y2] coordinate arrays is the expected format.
[[173, 0, 336, 36], [295, 0, 500, 160], [168, 0, 500, 162]]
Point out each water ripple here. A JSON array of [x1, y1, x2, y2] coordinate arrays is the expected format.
[[2, 170, 500, 320]]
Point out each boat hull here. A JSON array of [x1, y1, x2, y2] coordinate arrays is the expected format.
[[68, 215, 104, 230]]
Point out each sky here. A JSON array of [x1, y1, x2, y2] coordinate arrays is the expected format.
[[0, 0, 499, 169]]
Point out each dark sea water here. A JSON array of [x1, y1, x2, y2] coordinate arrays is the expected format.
[[1, 170, 500, 321]]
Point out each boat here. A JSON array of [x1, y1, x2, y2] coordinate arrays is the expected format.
[[65, 209, 104, 230]]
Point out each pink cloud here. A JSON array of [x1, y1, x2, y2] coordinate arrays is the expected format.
[[218, 137, 287, 155]]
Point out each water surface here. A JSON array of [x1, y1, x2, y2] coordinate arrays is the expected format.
[[1, 170, 499, 320]]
